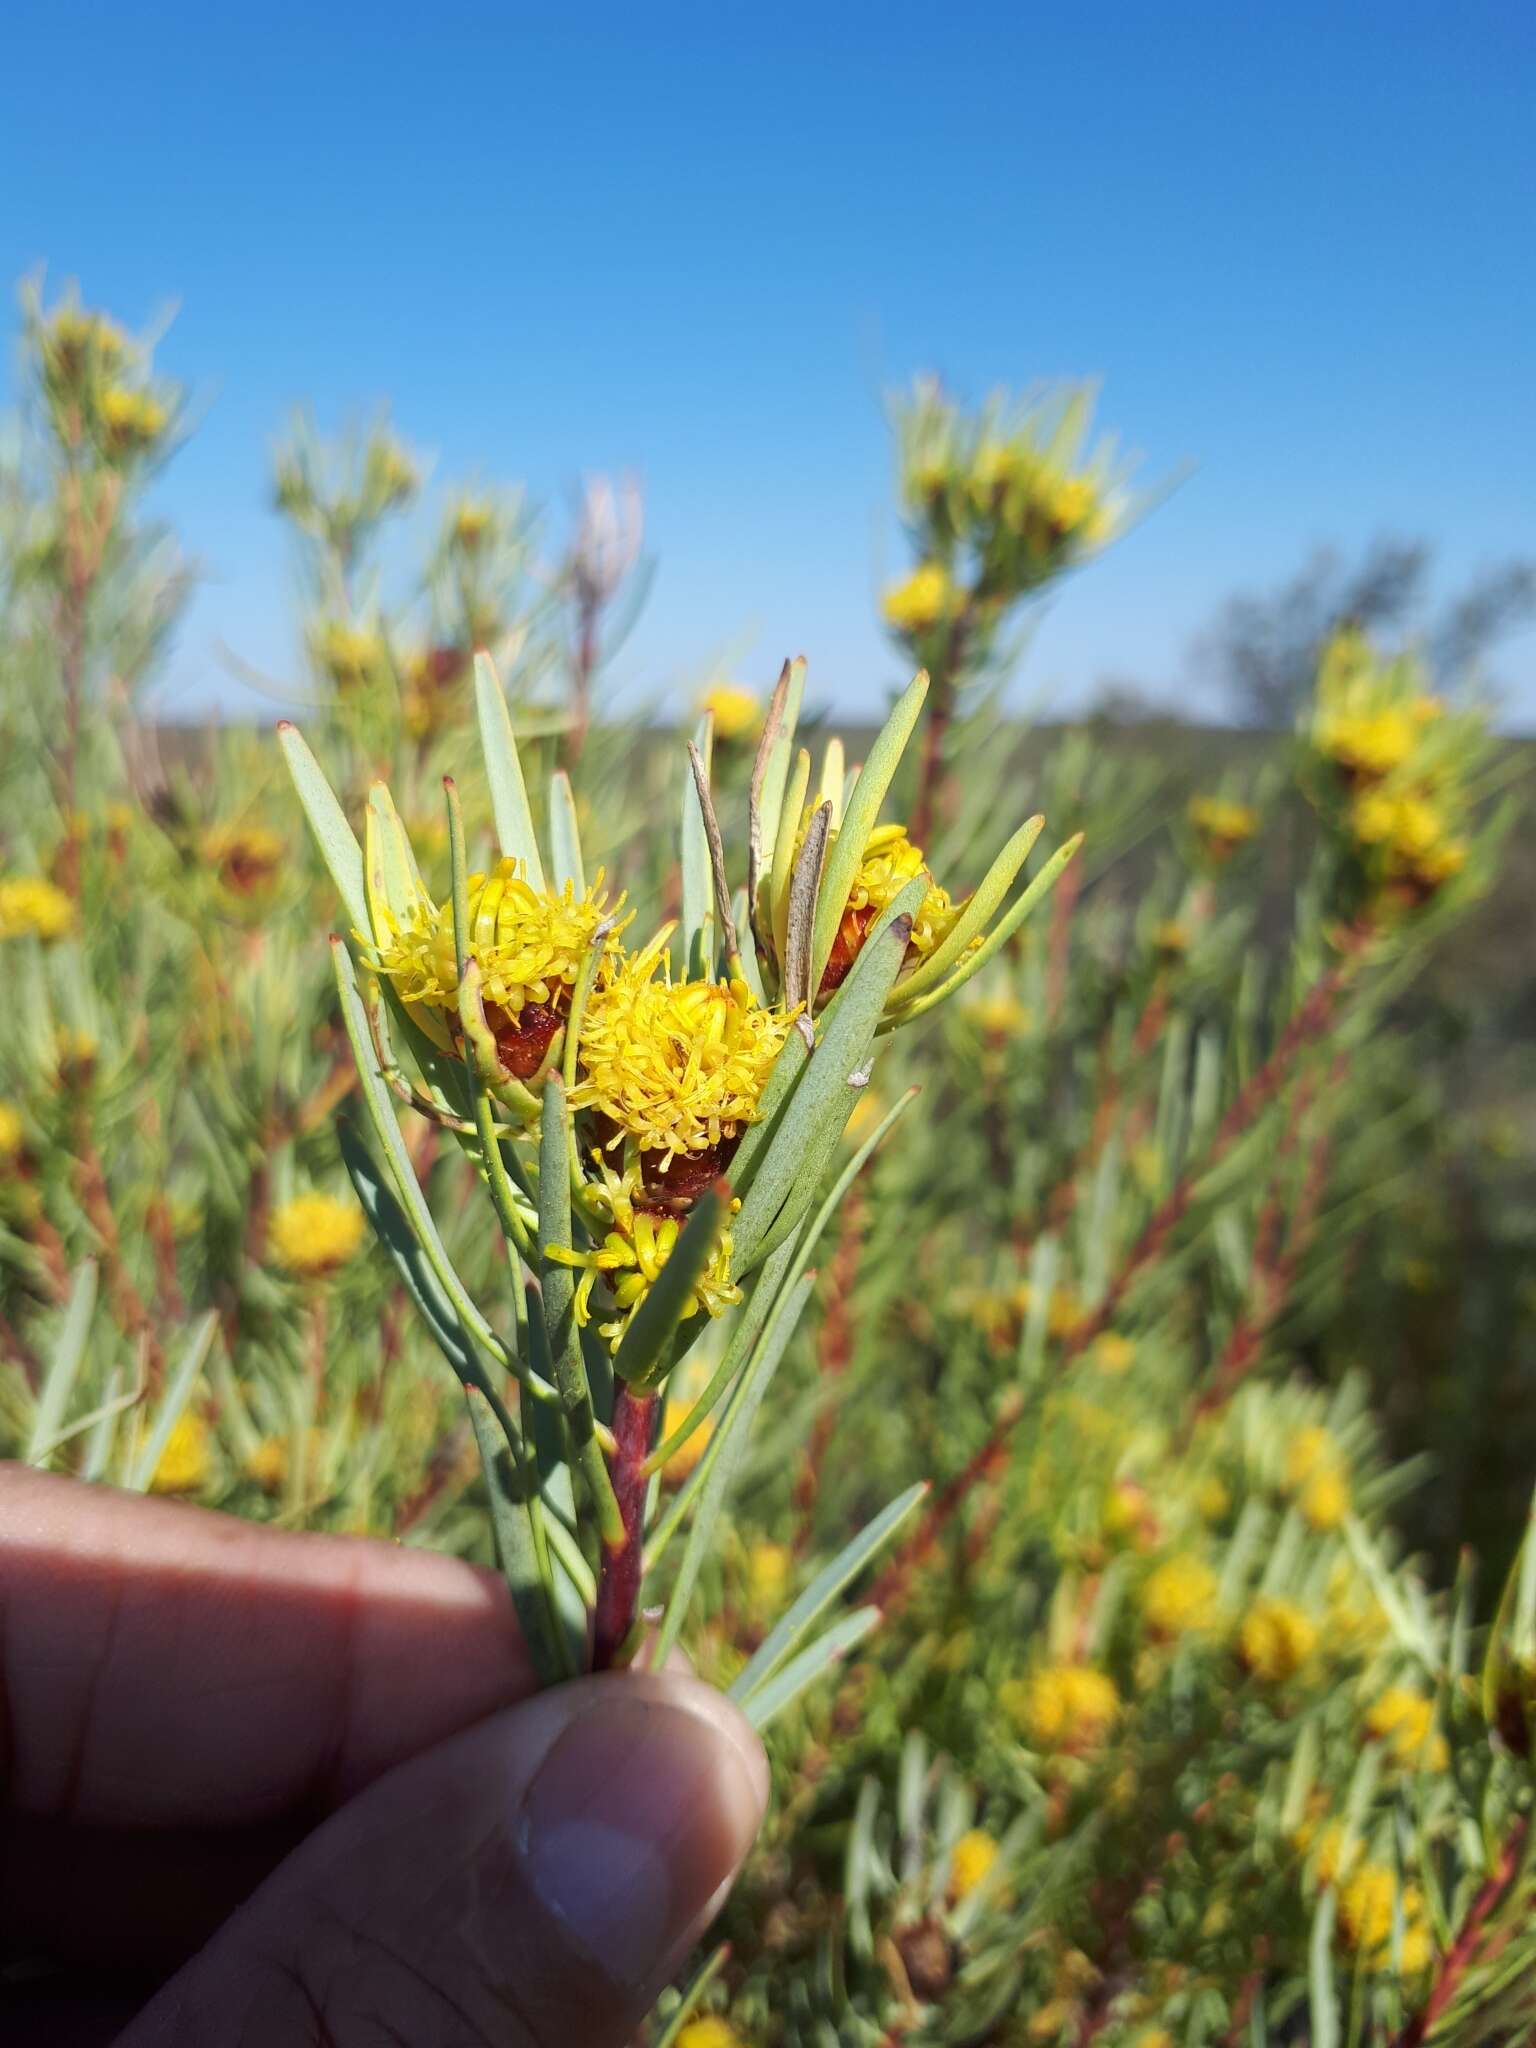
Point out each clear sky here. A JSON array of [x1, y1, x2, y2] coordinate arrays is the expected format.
[[4, 1, 1534, 722]]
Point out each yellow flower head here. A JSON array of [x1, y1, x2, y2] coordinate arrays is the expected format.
[[948, 1827, 1000, 1902], [699, 683, 762, 742], [817, 820, 964, 997], [549, 1183, 743, 1352], [1339, 1864, 1418, 1957], [1366, 1687, 1448, 1772], [675, 2021, 743, 2048], [150, 1412, 212, 1495], [573, 945, 794, 1179], [203, 824, 284, 896], [98, 385, 168, 455], [45, 305, 127, 377], [1142, 1556, 1219, 1639], [1318, 707, 1417, 779], [1301, 1466, 1350, 1531], [1196, 1475, 1232, 1524], [0, 1102, 24, 1161], [747, 1539, 792, 1606], [269, 1192, 367, 1278], [451, 498, 495, 548], [1285, 1425, 1338, 1488], [1004, 1663, 1121, 1753], [1094, 1332, 1136, 1375], [244, 1436, 289, 1493], [1188, 794, 1259, 856], [966, 990, 1032, 1039], [1152, 919, 1190, 958], [372, 862, 624, 1073], [882, 561, 958, 635], [314, 620, 387, 691], [1239, 1597, 1317, 1682], [0, 876, 75, 942]]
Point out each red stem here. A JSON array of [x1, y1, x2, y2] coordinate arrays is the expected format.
[[1388, 1820, 1527, 2048], [593, 1382, 658, 1670]]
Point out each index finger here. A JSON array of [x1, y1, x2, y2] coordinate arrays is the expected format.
[[0, 1463, 531, 1829]]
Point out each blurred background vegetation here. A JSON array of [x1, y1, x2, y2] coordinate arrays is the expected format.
[[2, 284, 1534, 2046]]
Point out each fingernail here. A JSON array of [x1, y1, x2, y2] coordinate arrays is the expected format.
[[517, 1677, 767, 1993]]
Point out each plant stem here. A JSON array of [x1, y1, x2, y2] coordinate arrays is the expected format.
[[593, 1380, 657, 1669]]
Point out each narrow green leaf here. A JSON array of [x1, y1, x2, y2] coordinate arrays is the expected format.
[[680, 714, 715, 976], [331, 938, 516, 1373], [279, 721, 368, 933], [548, 769, 586, 892], [731, 1482, 927, 1705], [885, 812, 1045, 1005], [651, 1946, 733, 2048], [809, 668, 928, 994], [1308, 1888, 1340, 2048], [732, 880, 923, 1277], [26, 1262, 99, 1464], [474, 649, 544, 886], [650, 1268, 815, 1666], [465, 1386, 572, 1686], [612, 1183, 729, 1387], [740, 1607, 882, 1731], [881, 832, 1083, 1026], [127, 1311, 219, 1493], [769, 746, 813, 970]]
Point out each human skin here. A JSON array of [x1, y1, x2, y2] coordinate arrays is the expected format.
[[0, 1464, 767, 2046]]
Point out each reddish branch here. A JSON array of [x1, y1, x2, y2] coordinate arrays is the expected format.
[[1387, 1819, 1528, 2048], [871, 940, 1368, 1616], [593, 1383, 658, 1669]]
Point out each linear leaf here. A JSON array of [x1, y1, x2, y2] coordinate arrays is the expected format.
[[740, 1607, 883, 1731], [548, 769, 586, 892], [26, 1261, 99, 1464], [465, 1386, 572, 1686], [731, 1482, 926, 1705], [680, 714, 715, 976], [809, 669, 928, 994], [279, 721, 368, 933], [650, 1268, 815, 1666], [474, 650, 544, 886], [886, 812, 1045, 1005], [732, 881, 922, 1277], [882, 833, 1082, 1026]]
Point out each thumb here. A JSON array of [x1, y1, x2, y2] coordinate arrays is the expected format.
[[119, 1669, 768, 2048]]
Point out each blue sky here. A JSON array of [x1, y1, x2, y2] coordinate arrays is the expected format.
[[4, 1, 1534, 722]]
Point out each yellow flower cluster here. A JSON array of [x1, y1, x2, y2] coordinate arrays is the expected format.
[[373, 861, 621, 1028], [948, 1826, 1000, 1902], [1187, 794, 1259, 857], [203, 824, 284, 896], [572, 946, 794, 1180], [882, 561, 958, 634], [1318, 706, 1422, 780], [150, 1412, 212, 1494], [269, 1192, 367, 1278], [550, 1162, 744, 1347], [0, 1102, 24, 1161], [1350, 790, 1467, 887], [746, 1539, 792, 1604], [1238, 1597, 1317, 1682], [314, 621, 387, 691], [1338, 1863, 1433, 1973], [1366, 1686, 1449, 1772], [98, 385, 168, 456], [45, 305, 128, 377], [699, 682, 762, 741], [1285, 1425, 1351, 1529], [675, 2020, 743, 2048], [1141, 1555, 1219, 1639], [1003, 1663, 1121, 1752], [0, 876, 75, 942], [450, 498, 494, 548]]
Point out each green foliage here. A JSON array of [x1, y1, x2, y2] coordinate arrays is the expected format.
[[2, 289, 1533, 2046]]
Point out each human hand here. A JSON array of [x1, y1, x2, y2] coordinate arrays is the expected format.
[[0, 1464, 767, 2046]]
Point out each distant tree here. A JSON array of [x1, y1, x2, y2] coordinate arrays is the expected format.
[[1198, 537, 1536, 727]]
